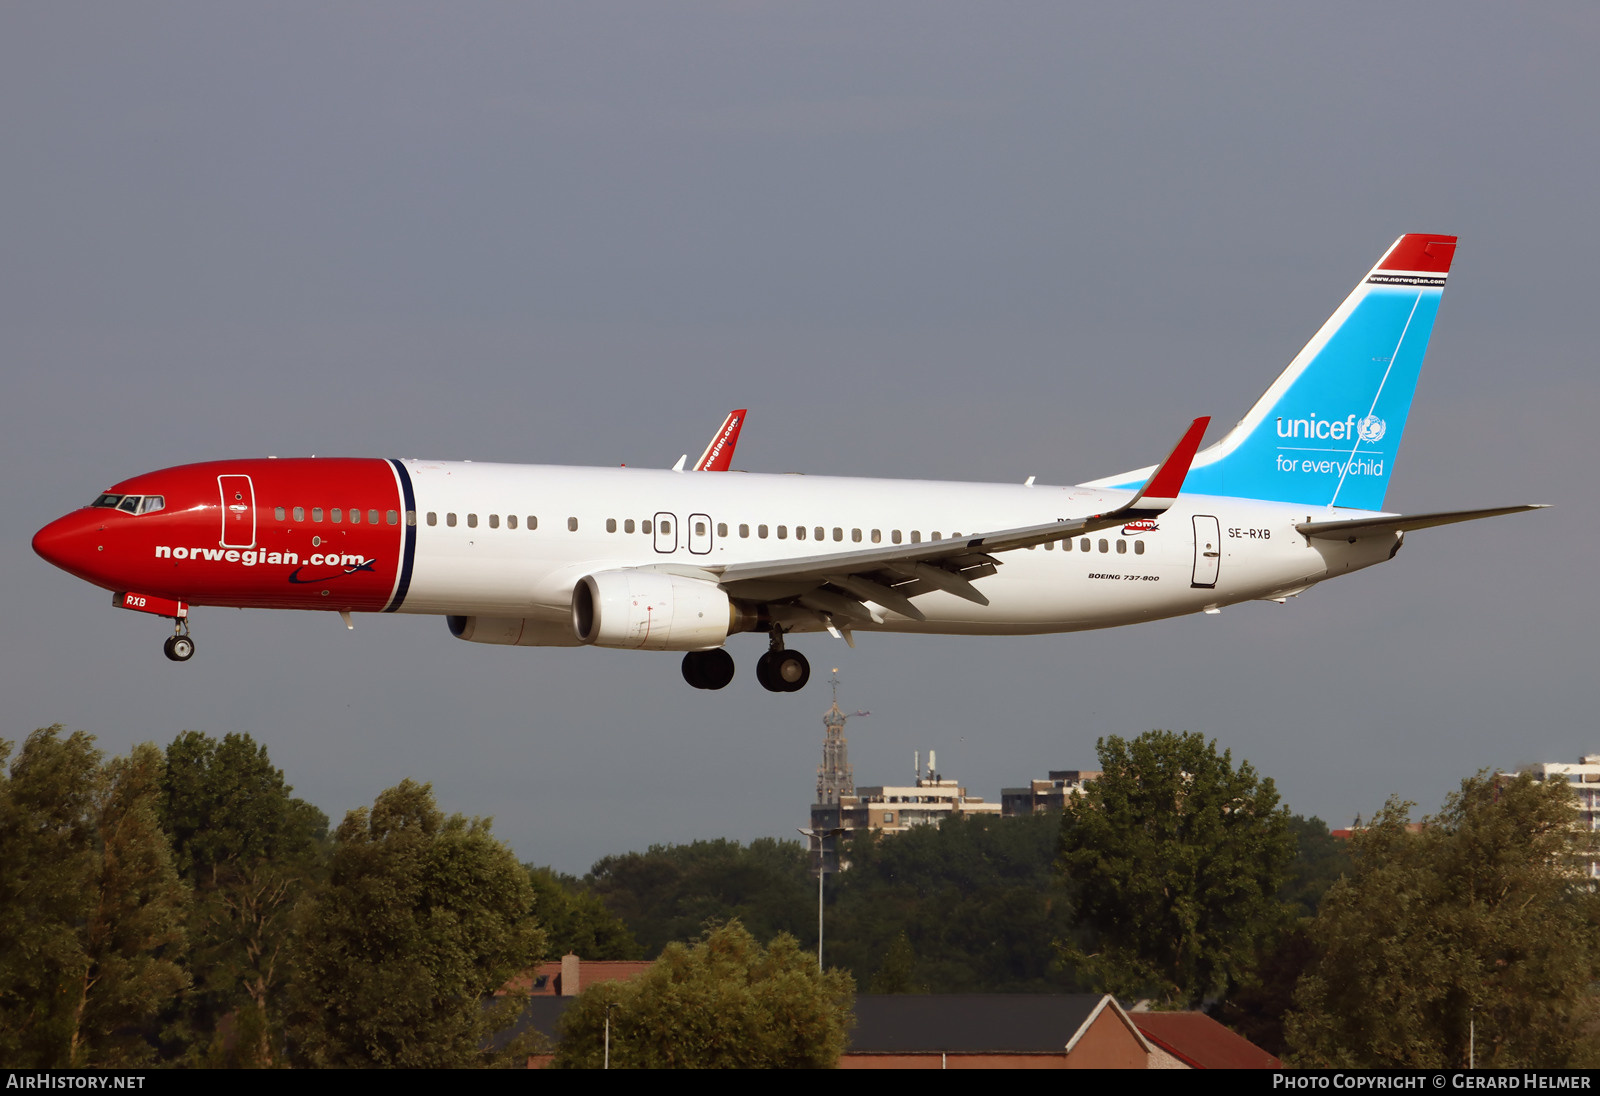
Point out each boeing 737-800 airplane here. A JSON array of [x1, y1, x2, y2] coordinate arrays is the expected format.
[[33, 234, 1541, 692]]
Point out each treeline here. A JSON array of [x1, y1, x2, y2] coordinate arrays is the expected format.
[[0, 727, 552, 1067], [4, 724, 1598, 1068]]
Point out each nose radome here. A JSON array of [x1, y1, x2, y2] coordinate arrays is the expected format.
[[33, 511, 103, 576]]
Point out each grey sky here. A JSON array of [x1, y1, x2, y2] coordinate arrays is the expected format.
[[4, 3, 1596, 873]]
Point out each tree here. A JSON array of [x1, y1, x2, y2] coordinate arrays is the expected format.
[[584, 838, 814, 956], [525, 866, 641, 960], [869, 931, 928, 994], [158, 731, 328, 1066], [551, 921, 853, 1068], [827, 811, 1079, 993], [0, 728, 189, 1067], [286, 779, 544, 1067], [1057, 730, 1294, 1007], [1287, 773, 1600, 1068]]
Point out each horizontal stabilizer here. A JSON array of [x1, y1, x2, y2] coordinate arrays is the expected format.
[[1297, 504, 1547, 541]]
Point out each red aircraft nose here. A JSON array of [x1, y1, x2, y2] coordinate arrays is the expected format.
[[33, 510, 111, 586]]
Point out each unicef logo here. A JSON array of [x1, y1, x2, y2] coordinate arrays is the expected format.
[[1357, 415, 1386, 443]]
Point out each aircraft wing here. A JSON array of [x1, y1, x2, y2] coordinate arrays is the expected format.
[[1296, 504, 1548, 541], [685, 418, 1209, 622]]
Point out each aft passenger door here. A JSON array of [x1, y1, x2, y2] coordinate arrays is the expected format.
[[1191, 514, 1220, 588], [218, 475, 256, 548]]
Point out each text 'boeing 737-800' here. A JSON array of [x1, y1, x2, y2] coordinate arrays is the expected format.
[[33, 234, 1544, 692]]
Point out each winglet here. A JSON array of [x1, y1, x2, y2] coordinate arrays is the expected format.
[[1127, 417, 1210, 511], [693, 409, 747, 472]]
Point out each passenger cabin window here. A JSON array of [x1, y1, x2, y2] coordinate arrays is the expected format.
[[1134, 540, 1146, 555], [717, 523, 727, 537], [527, 516, 538, 530], [777, 526, 788, 539], [796, 526, 807, 541], [1098, 539, 1109, 553], [695, 521, 707, 536], [814, 527, 824, 541], [892, 530, 902, 544], [490, 514, 501, 529], [658, 519, 669, 534], [369, 509, 380, 524], [506, 515, 517, 529], [467, 514, 478, 528], [1116, 539, 1127, 554], [606, 518, 617, 533], [427, 512, 438, 526], [349, 509, 360, 525], [833, 527, 843, 541], [312, 508, 323, 522], [294, 507, 306, 521], [642, 519, 652, 534], [931, 531, 941, 541], [852, 529, 862, 542], [275, 506, 286, 521], [407, 511, 417, 526], [387, 510, 398, 526], [331, 508, 343, 523], [758, 525, 768, 539], [446, 513, 457, 527], [1080, 538, 1090, 551], [740, 524, 750, 538], [872, 530, 882, 544], [910, 531, 922, 544], [568, 517, 578, 531], [625, 519, 635, 533]]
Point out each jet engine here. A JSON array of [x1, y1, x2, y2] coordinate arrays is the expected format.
[[572, 570, 749, 650]]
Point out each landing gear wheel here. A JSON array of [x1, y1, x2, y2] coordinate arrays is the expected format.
[[163, 635, 195, 662], [756, 649, 809, 692], [775, 649, 809, 691], [681, 649, 736, 691]]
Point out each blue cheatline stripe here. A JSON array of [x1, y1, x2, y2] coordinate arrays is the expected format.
[[385, 459, 417, 613]]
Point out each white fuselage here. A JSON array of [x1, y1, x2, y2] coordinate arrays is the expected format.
[[396, 461, 1396, 638]]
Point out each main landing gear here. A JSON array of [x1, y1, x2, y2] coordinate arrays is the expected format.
[[162, 619, 195, 662], [755, 626, 810, 694], [681, 648, 735, 691], [678, 626, 813, 693]]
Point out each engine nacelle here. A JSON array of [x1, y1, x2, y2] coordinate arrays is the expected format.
[[447, 615, 582, 647], [572, 570, 742, 651]]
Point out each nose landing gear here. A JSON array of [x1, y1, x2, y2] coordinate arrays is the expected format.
[[162, 619, 195, 662]]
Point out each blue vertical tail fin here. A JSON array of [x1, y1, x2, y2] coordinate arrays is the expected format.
[[1090, 234, 1457, 511]]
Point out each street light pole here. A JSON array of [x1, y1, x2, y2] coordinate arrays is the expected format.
[[798, 826, 846, 974]]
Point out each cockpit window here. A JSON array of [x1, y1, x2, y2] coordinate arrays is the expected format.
[[91, 493, 164, 515]]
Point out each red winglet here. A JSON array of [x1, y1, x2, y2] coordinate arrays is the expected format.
[[693, 409, 746, 472], [1131, 417, 1210, 508], [1377, 234, 1457, 274]]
